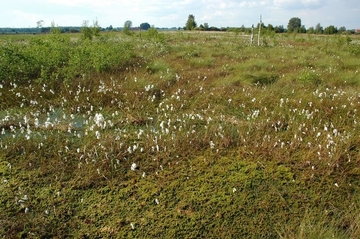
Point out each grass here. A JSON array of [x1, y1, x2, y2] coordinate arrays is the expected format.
[[1, 31, 360, 238]]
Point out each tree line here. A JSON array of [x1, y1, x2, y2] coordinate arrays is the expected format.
[[286, 17, 351, 34], [185, 15, 357, 35], [1, 16, 357, 35]]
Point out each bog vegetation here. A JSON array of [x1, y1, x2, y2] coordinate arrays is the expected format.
[[1, 29, 360, 238]]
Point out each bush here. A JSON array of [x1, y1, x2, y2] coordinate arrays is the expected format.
[[0, 35, 135, 84]]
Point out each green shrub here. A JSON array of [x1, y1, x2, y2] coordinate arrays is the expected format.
[[297, 69, 321, 85], [0, 35, 136, 85]]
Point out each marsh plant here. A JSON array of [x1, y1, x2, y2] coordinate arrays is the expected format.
[[0, 31, 360, 238]]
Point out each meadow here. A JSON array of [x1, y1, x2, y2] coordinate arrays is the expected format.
[[1, 30, 360, 238]]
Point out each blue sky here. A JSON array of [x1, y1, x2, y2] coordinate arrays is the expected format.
[[1, 0, 359, 29]]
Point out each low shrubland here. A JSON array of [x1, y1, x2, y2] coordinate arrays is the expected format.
[[1, 31, 360, 238]]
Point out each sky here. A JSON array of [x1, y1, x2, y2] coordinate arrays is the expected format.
[[1, 0, 359, 29]]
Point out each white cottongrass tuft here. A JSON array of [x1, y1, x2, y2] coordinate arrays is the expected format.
[[94, 113, 105, 128], [210, 141, 215, 149], [131, 163, 137, 171]]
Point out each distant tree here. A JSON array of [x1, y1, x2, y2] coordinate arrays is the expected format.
[[307, 26, 315, 34], [338, 26, 346, 34], [92, 18, 101, 36], [124, 20, 132, 29], [299, 25, 306, 33], [107, 25, 113, 31], [209, 26, 220, 31], [50, 21, 61, 34], [315, 23, 323, 34], [37, 20, 44, 28], [204, 23, 209, 30], [81, 20, 93, 40], [123, 20, 132, 34], [287, 17, 301, 33], [185, 14, 197, 30], [267, 24, 274, 31], [274, 25, 285, 33], [240, 24, 246, 32], [80, 19, 101, 40], [36, 20, 44, 33], [324, 25, 338, 34], [140, 22, 151, 30]]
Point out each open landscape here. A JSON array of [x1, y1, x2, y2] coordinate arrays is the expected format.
[[1, 29, 360, 238]]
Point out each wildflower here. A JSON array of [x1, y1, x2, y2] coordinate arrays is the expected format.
[[155, 198, 160, 205], [130, 223, 135, 230]]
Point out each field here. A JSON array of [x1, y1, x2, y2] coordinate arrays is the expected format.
[[1, 30, 360, 238]]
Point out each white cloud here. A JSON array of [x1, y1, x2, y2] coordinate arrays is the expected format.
[[0, 0, 359, 29], [11, 10, 41, 27], [274, 0, 325, 9]]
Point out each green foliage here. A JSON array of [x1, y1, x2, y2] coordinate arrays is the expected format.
[[247, 73, 279, 85], [324, 25, 338, 35], [144, 27, 165, 43], [297, 69, 321, 85], [315, 23, 323, 34], [348, 43, 360, 56], [123, 20, 133, 35], [92, 19, 101, 37], [140, 22, 151, 30], [146, 27, 158, 38], [146, 60, 170, 74], [185, 14, 197, 30], [81, 20, 93, 40], [50, 21, 61, 34], [0, 34, 135, 84], [124, 20, 132, 29], [287, 17, 302, 33], [80, 19, 101, 40]]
